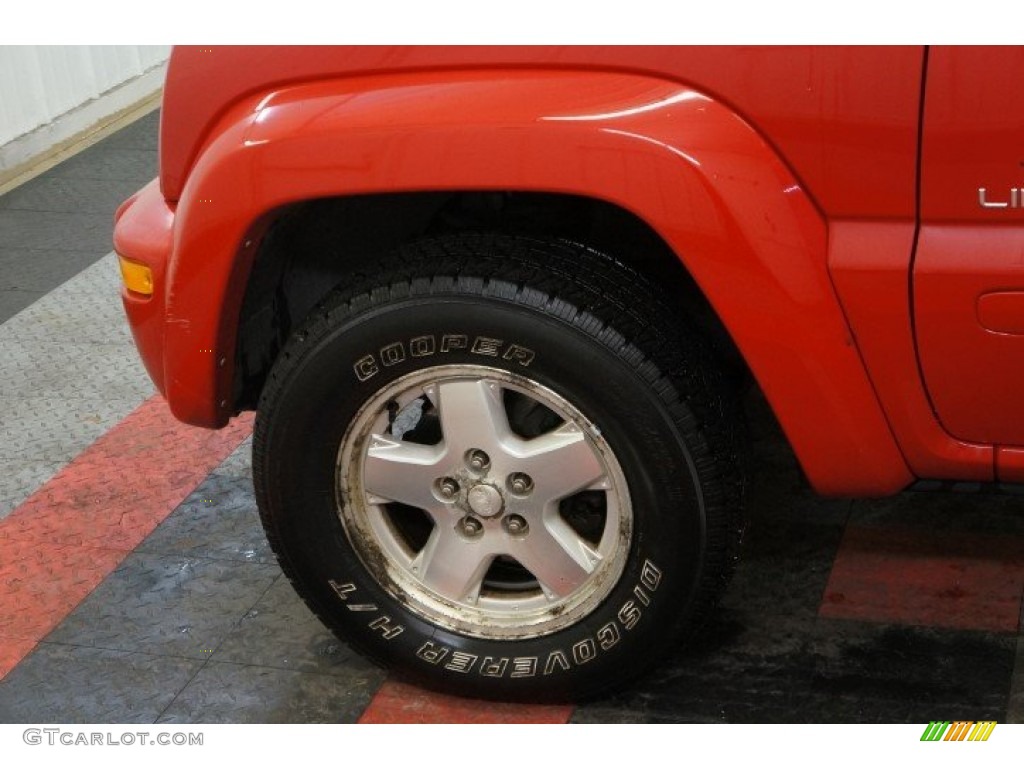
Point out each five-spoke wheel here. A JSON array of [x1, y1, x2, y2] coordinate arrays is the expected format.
[[338, 368, 632, 639]]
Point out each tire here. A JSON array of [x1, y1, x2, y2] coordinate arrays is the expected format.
[[253, 234, 744, 701]]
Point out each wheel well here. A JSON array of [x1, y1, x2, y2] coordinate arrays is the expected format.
[[233, 191, 748, 411]]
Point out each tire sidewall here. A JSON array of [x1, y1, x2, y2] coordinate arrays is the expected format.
[[257, 289, 709, 699]]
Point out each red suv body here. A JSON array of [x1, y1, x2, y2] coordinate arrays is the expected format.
[[113, 46, 1024, 699]]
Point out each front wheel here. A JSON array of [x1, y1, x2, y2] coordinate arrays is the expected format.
[[253, 235, 743, 700]]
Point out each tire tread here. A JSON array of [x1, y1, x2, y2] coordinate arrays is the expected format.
[[253, 233, 745, 699]]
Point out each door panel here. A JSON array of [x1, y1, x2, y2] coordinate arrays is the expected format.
[[915, 46, 1024, 445]]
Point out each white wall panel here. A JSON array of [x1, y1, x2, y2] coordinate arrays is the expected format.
[[0, 45, 170, 146]]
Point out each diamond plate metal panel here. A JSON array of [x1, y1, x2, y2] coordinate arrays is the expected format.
[[138, 473, 273, 564], [0, 289, 44, 320], [8, 256, 141, 343], [106, 111, 160, 151], [46, 552, 279, 659], [0, 406, 254, 548], [156, 661, 384, 724], [214, 577, 367, 676], [570, 619, 1016, 724], [211, 436, 252, 481], [0, 397, 142, 461], [48, 147, 157, 183], [0, 210, 113, 252], [359, 680, 573, 724], [0, 177, 144, 215], [0, 536, 124, 639], [0, 459, 63, 517], [0, 643, 200, 724], [0, 255, 155, 519], [0, 249, 98, 291], [0, 340, 153, 400]]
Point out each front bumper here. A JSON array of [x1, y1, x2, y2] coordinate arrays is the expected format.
[[113, 179, 175, 396]]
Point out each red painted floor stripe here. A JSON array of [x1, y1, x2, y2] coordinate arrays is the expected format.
[[820, 525, 1024, 632], [0, 635, 34, 679], [358, 679, 574, 723], [0, 396, 253, 680]]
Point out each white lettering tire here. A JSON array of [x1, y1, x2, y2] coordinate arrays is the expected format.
[[253, 234, 744, 701]]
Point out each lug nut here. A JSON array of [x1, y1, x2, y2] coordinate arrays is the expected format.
[[504, 514, 529, 536], [460, 516, 483, 537], [435, 477, 460, 501], [465, 449, 491, 473], [507, 472, 534, 496]]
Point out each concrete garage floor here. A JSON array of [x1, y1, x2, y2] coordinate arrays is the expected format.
[[0, 110, 1022, 724]]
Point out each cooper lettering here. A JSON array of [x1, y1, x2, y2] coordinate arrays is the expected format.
[[471, 336, 503, 356], [353, 355, 378, 382], [409, 335, 436, 357], [440, 334, 468, 353], [502, 343, 535, 367], [380, 342, 406, 367]]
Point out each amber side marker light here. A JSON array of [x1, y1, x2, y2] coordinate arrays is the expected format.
[[118, 255, 154, 296]]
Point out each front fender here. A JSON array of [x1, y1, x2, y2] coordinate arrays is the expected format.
[[166, 69, 911, 495]]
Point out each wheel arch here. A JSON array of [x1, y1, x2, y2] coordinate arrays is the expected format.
[[165, 68, 911, 494], [232, 191, 744, 409]]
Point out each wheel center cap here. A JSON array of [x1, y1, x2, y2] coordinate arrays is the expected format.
[[467, 483, 504, 518]]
